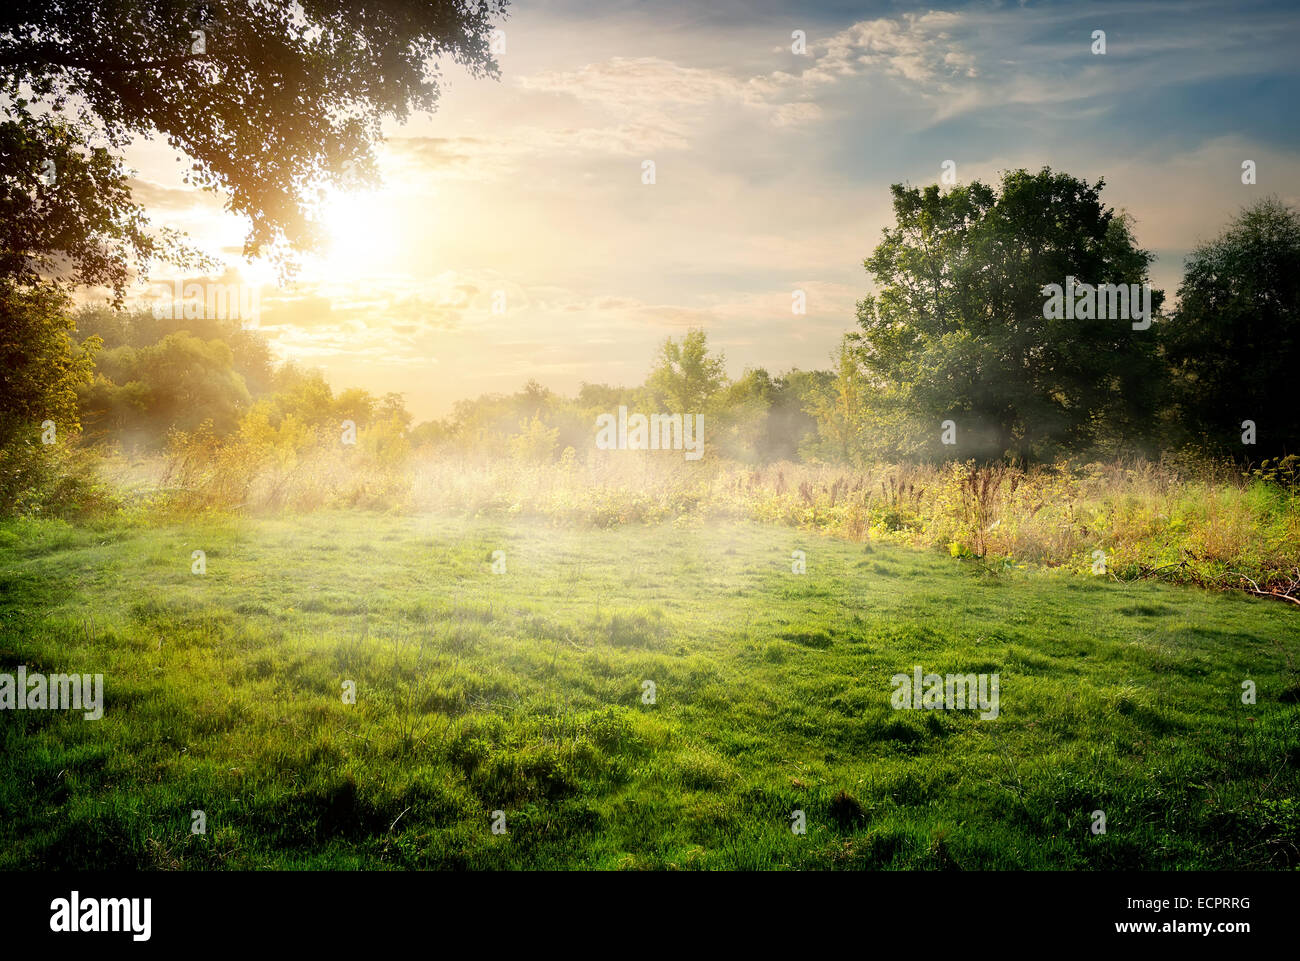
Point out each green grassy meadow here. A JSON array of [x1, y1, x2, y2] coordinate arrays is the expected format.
[[1, 511, 1297, 869]]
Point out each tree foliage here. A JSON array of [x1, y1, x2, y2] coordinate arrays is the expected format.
[[855, 167, 1164, 462], [646, 329, 727, 413], [1164, 197, 1300, 457], [0, 280, 102, 513], [0, 280, 98, 439], [1, 0, 508, 288]]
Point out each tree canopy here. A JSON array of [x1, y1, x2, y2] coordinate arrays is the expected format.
[[855, 167, 1164, 463]]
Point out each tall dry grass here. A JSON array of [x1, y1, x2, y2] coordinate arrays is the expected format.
[[106, 434, 1300, 594]]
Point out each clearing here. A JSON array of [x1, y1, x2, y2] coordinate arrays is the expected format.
[[0, 512, 1296, 869]]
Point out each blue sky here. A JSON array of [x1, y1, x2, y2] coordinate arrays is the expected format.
[[126, 0, 1300, 419]]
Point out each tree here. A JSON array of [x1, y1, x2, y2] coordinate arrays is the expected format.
[[0, 280, 98, 441], [772, 368, 831, 462], [1164, 197, 1300, 458], [708, 367, 825, 464], [646, 329, 727, 413], [75, 303, 275, 397], [712, 368, 774, 463], [334, 388, 377, 428], [1, 0, 508, 290], [0, 280, 101, 512], [805, 337, 874, 463], [855, 168, 1165, 463], [377, 393, 413, 430], [81, 331, 251, 441], [0, 111, 207, 303]]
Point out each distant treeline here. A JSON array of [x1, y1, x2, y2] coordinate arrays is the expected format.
[[66, 313, 828, 463]]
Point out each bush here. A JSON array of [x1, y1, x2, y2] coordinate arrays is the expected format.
[[0, 431, 115, 517]]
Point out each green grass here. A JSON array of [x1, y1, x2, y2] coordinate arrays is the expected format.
[[1, 511, 1297, 869]]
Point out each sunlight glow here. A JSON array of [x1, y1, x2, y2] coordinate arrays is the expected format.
[[306, 186, 406, 282]]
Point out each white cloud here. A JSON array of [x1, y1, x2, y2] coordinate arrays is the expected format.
[[802, 12, 978, 90]]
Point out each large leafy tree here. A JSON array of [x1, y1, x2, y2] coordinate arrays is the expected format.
[[1164, 197, 1300, 458], [855, 167, 1165, 463], [1, 0, 508, 292]]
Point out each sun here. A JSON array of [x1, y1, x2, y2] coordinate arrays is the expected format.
[[307, 186, 405, 282]]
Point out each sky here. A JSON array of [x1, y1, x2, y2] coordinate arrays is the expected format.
[[122, 0, 1300, 421]]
